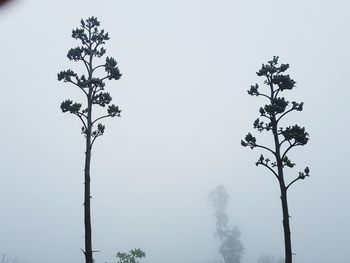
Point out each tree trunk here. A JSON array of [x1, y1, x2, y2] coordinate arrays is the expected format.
[[272, 115, 292, 263], [84, 29, 94, 263], [84, 84, 93, 263], [84, 115, 93, 263], [84, 139, 93, 263], [279, 180, 292, 263]]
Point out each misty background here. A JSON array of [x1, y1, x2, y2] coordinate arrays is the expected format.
[[0, 0, 349, 262]]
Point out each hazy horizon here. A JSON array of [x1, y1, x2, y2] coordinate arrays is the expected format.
[[1, 0, 349, 263]]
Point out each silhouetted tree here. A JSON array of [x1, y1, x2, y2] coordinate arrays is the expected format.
[[116, 249, 145, 263], [209, 185, 244, 263], [241, 56, 310, 263], [58, 17, 122, 263]]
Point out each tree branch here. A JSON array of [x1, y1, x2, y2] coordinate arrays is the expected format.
[[90, 134, 102, 148], [68, 79, 88, 97], [92, 114, 111, 125], [93, 42, 101, 53], [277, 107, 296, 123], [81, 56, 90, 74], [257, 161, 279, 180], [258, 93, 271, 100], [260, 113, 271, 120], [274, 88, 280, 99], [92, 64, 105, 73], [286, 176, 301, 190], [73, 112, 87, 130], [281, 142, 297, 160], [101, 75, 110, 81], [267, 75, 274, 99], [279, 138, 291, 148], [255, 143, 276, 156]]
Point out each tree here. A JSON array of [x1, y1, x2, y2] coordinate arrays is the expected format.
[[209, 185, 244, 263], [241, 56, 310, 263], [257, 254, 283, 263], [58, 17, 122, 263], [116, 249, 145, 263], [1, 254, 10, 263]]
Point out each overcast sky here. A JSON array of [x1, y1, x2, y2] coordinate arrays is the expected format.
[[1, 0, 350, 263]]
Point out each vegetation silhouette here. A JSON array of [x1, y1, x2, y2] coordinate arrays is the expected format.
[[58, 16, 122, 263], [241, 56, 310, 263], [116, 249, 145, 263], [209, 184, 244, 263]]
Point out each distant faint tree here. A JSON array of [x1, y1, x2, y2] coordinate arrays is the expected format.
[[209, 185, 244, 263], [116, 249, 145, 263], [58, 17, 122, 263], [257, 254, 283, 263], [1, 254, 10, 263], [241, 56, 310, 263]]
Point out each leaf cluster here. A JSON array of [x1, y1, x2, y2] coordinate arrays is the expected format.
[[240, 133, 256, 149], [116, 249, 146, 263], [70, 17, 109, 59], [60, 16, 122, 83], [281, 125, 309, 146], [242, 56, 310, 189], [298, 167, 310, 179], [247, 56, 301, 119], [58, 17, 123, 146], [60, 99, 82, 114]]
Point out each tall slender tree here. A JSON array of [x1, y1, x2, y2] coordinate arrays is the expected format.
[[58, 17, 122, 263], [241, 56, 310, 263], [209, 185, 244, 263]]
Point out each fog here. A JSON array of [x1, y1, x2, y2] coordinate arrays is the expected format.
[[0, 0, 349, 262]]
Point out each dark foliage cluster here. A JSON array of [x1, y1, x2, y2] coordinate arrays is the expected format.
[[58, 17, 122, 146], [241, 56, 310, 188], [116, 249, 146, 263]]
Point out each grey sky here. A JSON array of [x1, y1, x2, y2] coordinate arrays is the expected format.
[[0, 0, 349, 262]]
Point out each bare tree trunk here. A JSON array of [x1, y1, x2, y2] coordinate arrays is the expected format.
[[84, 100, 93, 263], [83, 27, 94, 263], [272, 116, 292, 263], [84, 144, 93, 263], [280, 186, 292, 263]]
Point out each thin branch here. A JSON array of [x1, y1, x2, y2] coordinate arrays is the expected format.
[[100, 75, 110, 81], [73, 113, 87, 130], [281, 142, 296, 160], [277, 130, 284, 136], [68, 79, 88, 97], [255, 143, 276, 157], [81, 56, 90, 74], [277, 108, 296, 123], [92, 114, 111, 125], [274, 88, 280, 99], [92, 64, 105, 73], [93, 42, 101, 53], [279, 138, 291, 148], [286, 177, 301, 190], [260, 113, 272, 120], [90, 134, 101, 148], [93, 87, 104, 94], [258, 93, 271, 100], [257, 162, 279, 180]]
